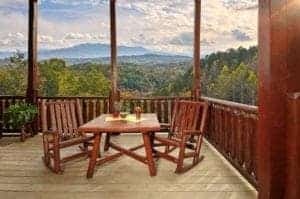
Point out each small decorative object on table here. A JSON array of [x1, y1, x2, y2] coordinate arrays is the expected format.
[[4, 102, 38, 142], [112, 101, 121, 118], [134, 106, 142, 120]]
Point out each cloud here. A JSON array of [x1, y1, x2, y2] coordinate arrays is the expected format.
[[64, 33, 90, 40], [222, 0, 258, 10], [64, 32, 105, 42], [232, 29, 252, 41], [0, 0, 25, 6], [0, 32, 26, 50], [39, 35, 54, 43], [170, 32, 193, 46], [0, 0, 258, 55]]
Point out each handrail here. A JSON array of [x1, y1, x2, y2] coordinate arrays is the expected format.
[[121, 96, 191, 100], [202, 96, 258, 113], [39, 96, 108, 99], [0, 96, 27, 99]]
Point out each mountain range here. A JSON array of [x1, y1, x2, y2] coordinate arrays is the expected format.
[[0, 43, 192, 65], [65, 54, 192, 65], [0, 43, 177, 60]]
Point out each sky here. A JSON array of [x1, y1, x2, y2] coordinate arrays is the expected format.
[[0, 0, 258, 56]]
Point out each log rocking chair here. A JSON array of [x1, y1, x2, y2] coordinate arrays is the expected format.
[[153, 100, 208, 173], [41, 100, 94, 173]]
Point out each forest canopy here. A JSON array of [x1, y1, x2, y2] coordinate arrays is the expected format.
[[0, 46, 258, 105]]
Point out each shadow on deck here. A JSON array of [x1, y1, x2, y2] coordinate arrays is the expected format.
[[0, 135, 257, 199]]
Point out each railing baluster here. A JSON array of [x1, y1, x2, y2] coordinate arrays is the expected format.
[[130, 99, 135, 113], [163, 100, 168, 123], [143, 99, 148, 113], [157, 100, 162, 122]]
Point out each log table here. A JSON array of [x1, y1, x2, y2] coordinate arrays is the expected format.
[[79, 113, 161, 178]]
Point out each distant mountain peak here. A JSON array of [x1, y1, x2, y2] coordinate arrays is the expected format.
[[0, 43, 155, 60], [38, 43, 152, 59]]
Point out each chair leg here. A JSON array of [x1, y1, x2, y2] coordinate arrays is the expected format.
[[175, 137, 187, 173], [164, 133, 172, 153], [104, 133, 110, 151], [193, 134, 204, 164], [42, 137, 51, 167], [53, 143, 62, 174], [0, 129, 2, 140]]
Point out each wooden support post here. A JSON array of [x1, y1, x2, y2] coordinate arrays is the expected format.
[[26, 0, 39, 135], [258, 0, 300, 198], [109, 0, 119, 112], [26, 0, 38, 105], [192, 0, 201, 100], [286, 93, 300, 199]]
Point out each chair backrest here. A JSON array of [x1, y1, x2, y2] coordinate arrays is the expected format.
[[41, 100, 83, 141], [171, 100, 208, 138]]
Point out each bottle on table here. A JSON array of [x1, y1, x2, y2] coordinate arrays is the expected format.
[[134, 106, 142, 120]]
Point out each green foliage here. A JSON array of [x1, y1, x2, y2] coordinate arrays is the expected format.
[[0, 53, 27, 95], [211, 63, 257, 104], [39, 59, 110, 97], [0, 46, 258, 105], [4, 103, 38, 129], [39, 59, 65, 96]]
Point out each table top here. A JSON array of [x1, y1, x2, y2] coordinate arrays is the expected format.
[[79, 113, 161, 133]]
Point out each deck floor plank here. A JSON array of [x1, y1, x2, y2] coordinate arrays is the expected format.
[[0, 135, 257, 199]]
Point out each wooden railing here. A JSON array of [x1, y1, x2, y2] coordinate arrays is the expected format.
[[0, 96, 27, 132], [203, 97, 258, 188], [120, 97, 191, 123], [0, 95, 258, 188], [37, 96, 191, 124]]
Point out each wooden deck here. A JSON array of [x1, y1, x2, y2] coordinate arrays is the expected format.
[[0, 135, 257, 199]]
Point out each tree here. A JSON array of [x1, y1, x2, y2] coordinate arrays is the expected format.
[[0, 53, 27, 95], [39, 59, 66, 96]]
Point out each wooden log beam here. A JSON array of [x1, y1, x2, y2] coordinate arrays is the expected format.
[[109, 0, 119, 112], [286, 93, 300, 199], [26, 0, 38, 104], [258, 0, 300, 198], [192, 0, 201, 99]]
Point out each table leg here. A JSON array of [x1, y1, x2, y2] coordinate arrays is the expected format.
[[143, 132, 157, 176], [87, 133, 102, 178]]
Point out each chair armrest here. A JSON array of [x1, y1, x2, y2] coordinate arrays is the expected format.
[[183, 130, 203, 135], [42, 131, 59, 141], [160, 123, 171, 128], [43, 131, 54, 135]]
